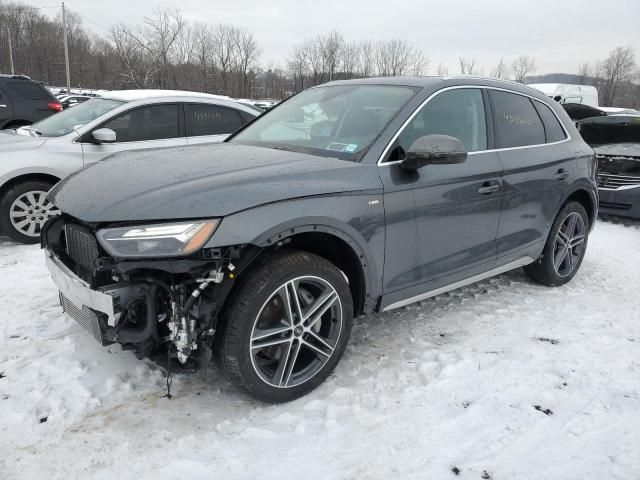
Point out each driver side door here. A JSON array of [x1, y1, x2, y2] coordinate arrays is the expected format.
[[379, 87, 504, 307], [80, 103, 187, 164]]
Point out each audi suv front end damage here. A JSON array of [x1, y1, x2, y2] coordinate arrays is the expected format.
[[43, 77, 598, 403]]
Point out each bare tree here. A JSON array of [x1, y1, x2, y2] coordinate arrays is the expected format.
[[212, 24, 238, 94], [491, 58, 510, 79], [320, 30, 343, 81], [436, 62, 449, 76], [358, 41, 375, 77], [410, 50, 429, 76], [600, 46, 636, 106], [511, 55, 536, 83], [458, 57, 477, 75], [235, 28, 261, 97]]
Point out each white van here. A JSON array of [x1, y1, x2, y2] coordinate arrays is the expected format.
[[529, 83, 599, 107]]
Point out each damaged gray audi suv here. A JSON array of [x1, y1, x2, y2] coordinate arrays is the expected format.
[[43, 77, 598, 402]]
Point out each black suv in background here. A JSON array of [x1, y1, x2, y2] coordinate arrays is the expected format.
[[0, 75, 62, 129], [43, 77, 598, 403]]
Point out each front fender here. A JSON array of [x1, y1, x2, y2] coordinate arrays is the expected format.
[[206, 192, 386, 308]]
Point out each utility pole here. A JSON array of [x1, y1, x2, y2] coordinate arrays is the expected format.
[[61, 2, 71, 91], [6, 27, 14, 75]]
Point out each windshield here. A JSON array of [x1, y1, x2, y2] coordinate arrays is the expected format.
[[579, 115, 640, 146], [31, 98, 125, 137], [230, 84, 418, 160]]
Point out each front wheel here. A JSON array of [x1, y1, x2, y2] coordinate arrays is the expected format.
[[215, 250, 353, 403], [0, 180, 60, 244], [525, 201, 589, 286]]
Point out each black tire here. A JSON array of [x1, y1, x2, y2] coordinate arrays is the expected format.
[[0, 180, 56, 244], [214, 250, 353, 403], [525, 201, 589, 286]]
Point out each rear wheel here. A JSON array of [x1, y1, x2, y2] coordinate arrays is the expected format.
[[0, 180, 59, 244], [525, 201, 589, 286], [215, 250, 353, 403]]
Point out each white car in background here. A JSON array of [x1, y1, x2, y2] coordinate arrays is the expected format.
[[529, 83, 599, 107], [0, 90, 260, 243]]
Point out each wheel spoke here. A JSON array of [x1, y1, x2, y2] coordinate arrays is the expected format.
[[566, 213, 578, 237], [306, 331, 335, 355], [26, 220, 37, 236], [251, 336, 290, 350], [557, 230, 569, 245], [570, 234, 585, 248], [272, 340, 294, 386], [10, 209, 28, 218], [554, 245, 569, 270], [281, 341, 302, 387], [25, 192, 38, 207], [14, 219, 30, 232], [278, 285, 295, 325], [302, 337, 332, 358], [13, 199, 30, 212], [252, 324, 291, 343], [287, 280, 304, 324], [304, 291, 338, 329]]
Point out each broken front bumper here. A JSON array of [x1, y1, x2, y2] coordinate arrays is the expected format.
[[45, 251, 122, 344]]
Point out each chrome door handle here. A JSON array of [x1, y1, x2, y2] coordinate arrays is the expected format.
[[0, 104, 7, 108], [478, 183, 500, 195]]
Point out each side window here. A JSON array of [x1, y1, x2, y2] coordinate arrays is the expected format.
[[7, 81, 51, 100], [489, 90, 545, 148], [397, 88, 487, 153], [185, 104, 245, 136], [100, 104, 179, 142], [534, 101, 567, 143]]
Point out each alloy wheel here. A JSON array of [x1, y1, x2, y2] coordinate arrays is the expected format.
[[249, 275, 343, 389], [9, 190, 60, 237], [553, 211, 586, 277]]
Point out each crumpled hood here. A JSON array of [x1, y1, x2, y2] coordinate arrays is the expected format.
[[49, 142, 381, 222], [0, 130, 47, 152]]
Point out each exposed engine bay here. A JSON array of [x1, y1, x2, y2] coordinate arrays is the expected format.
[[41, 215, 253, 380]]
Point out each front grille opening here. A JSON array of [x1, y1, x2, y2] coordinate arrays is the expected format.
[[62, 222, 102, 283]]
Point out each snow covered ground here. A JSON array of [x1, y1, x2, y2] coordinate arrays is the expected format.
[[1, 217, 639, 480]]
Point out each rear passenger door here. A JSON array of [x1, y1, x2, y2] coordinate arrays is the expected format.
[[488, 89, 572, 263], [185, 103, 248, 144], [80, 103, 187, 164]]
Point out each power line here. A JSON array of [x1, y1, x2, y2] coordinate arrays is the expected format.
[[66, 7, 112, 33]]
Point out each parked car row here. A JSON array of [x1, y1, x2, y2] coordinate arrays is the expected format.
[[0, 89, 260, 243], [39, 76, 598, 402]]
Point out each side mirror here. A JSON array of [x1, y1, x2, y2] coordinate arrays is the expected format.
[[92, 128, 116, 144], [400, 134, 467, 171]]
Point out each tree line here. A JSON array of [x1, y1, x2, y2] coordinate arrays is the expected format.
[[0, 0, 638, 107]]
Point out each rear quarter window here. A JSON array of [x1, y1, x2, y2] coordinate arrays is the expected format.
[[534, 100, 567, 143], [185, 104, 245, 136], [489, 90, 546, 148], [7, 81, 53, 100]]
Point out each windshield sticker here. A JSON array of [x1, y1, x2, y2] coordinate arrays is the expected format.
[[326, 143, 349, 152], [344, 144, 358, 152]]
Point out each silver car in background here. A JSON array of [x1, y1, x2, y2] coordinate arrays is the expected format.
[[0, 90, 260, 243]]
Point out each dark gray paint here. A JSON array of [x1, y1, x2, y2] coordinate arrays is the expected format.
[[50, 76, 598, 314]]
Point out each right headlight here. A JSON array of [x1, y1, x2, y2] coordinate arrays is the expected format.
[[96, 220, 220, 258]]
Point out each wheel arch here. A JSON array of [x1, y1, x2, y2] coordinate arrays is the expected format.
[[250, 221, 379, 317], [562, 186, 597, 229], [0, 173, 61, 203]]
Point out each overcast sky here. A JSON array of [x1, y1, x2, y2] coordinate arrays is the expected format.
[[34, 0, 640, 75]]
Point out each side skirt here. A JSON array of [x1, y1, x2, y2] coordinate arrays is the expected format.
[[382, 256, 534, 312]]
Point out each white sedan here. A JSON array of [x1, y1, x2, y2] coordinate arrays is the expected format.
[[0, 90, 260, 243]]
